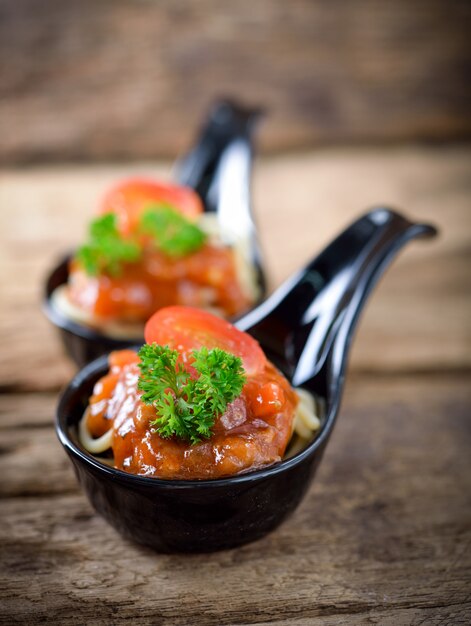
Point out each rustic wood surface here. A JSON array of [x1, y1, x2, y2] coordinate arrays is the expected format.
[[0, 146, 470, 623], [1, 145, 470, 390], [1, 0, 470, 164], [1, 377, 470, 624]]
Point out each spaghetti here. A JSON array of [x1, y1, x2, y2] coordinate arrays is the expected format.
[[52, 177, 260, 337], [76, 306, 321, 479]]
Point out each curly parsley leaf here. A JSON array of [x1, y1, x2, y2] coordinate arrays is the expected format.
[[137, 343, 246, 445], [140, 204, 206, 258], [77, 213, 141, 276], [77, 203, 206, 276]]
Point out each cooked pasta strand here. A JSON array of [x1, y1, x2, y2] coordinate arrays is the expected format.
[[78, 410, 113, 454]]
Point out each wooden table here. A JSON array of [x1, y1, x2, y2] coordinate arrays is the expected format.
[[1, 146, 470, 624]]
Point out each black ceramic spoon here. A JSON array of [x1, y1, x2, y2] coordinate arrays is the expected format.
[[175, 98, 263, 211], [176, 98, 266, 296], [56, 207, 437, 553], [44, 99, 265, 367], [237, 207, 436, 416]]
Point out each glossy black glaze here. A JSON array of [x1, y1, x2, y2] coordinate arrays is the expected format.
[[176, 98, 266, 305], [44, 99, 265, 367], [56, 208, 437, 553], [175, 98, 264, 212], [237, 208, 437, 406], [57, 354, 326, 553]]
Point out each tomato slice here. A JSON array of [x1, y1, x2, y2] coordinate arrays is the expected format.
[[144, 306, 266, 375], [100, 178, 203, 235]]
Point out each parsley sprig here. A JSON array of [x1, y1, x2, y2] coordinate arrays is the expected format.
[[76, 213, 141, 276], [137, 343, 246, 444], [77, 204, 207, 276], [140, 204, 206, 258]]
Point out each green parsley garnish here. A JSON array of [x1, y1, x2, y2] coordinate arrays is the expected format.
[[77, 203, 206, 277], [140, 204, 206, 258], [76, 213, 141, 276], [137, 343, 246, 445]]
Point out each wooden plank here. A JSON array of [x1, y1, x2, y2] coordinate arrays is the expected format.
[[254, 146, 471, 374], [0, 393, 78, 498], [0, 0, 470, 163], [0, 146, 470, 390], [1, 375, 470, 623], [268, 613, 471, 626], [0, 392, 56, 430]]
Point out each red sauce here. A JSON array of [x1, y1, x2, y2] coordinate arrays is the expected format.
[[68, 243, 251, 321], [86, 350, 298, 479]]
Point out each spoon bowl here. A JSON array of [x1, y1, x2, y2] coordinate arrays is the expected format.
[[44, 99, 266, 367], [56, 208, 437, 552]]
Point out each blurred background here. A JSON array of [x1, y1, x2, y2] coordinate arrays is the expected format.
[[0, 0, 471, 624], [0, 0, 470, 163], [0, 0, 470, 387], [1, 4, 471, 618]]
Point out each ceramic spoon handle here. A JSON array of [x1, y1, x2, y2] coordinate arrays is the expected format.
[[174, 99, 263, 212], [237, 208, 437, 394]]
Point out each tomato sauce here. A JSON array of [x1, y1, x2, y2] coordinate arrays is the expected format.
[[67, 242, 251, 322], [86, 350, 298, 479]]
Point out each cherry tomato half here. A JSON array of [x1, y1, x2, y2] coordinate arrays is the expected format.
[[144, 306, 266, 376], [101, 178, 203, 235]]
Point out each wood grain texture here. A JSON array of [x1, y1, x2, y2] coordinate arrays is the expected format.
[[1, 147, 469, 623], [0, 146, 470, 390], [1, 375, 470, 624], [0, 394, 76, 498], [0, 0, 470, 163]]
